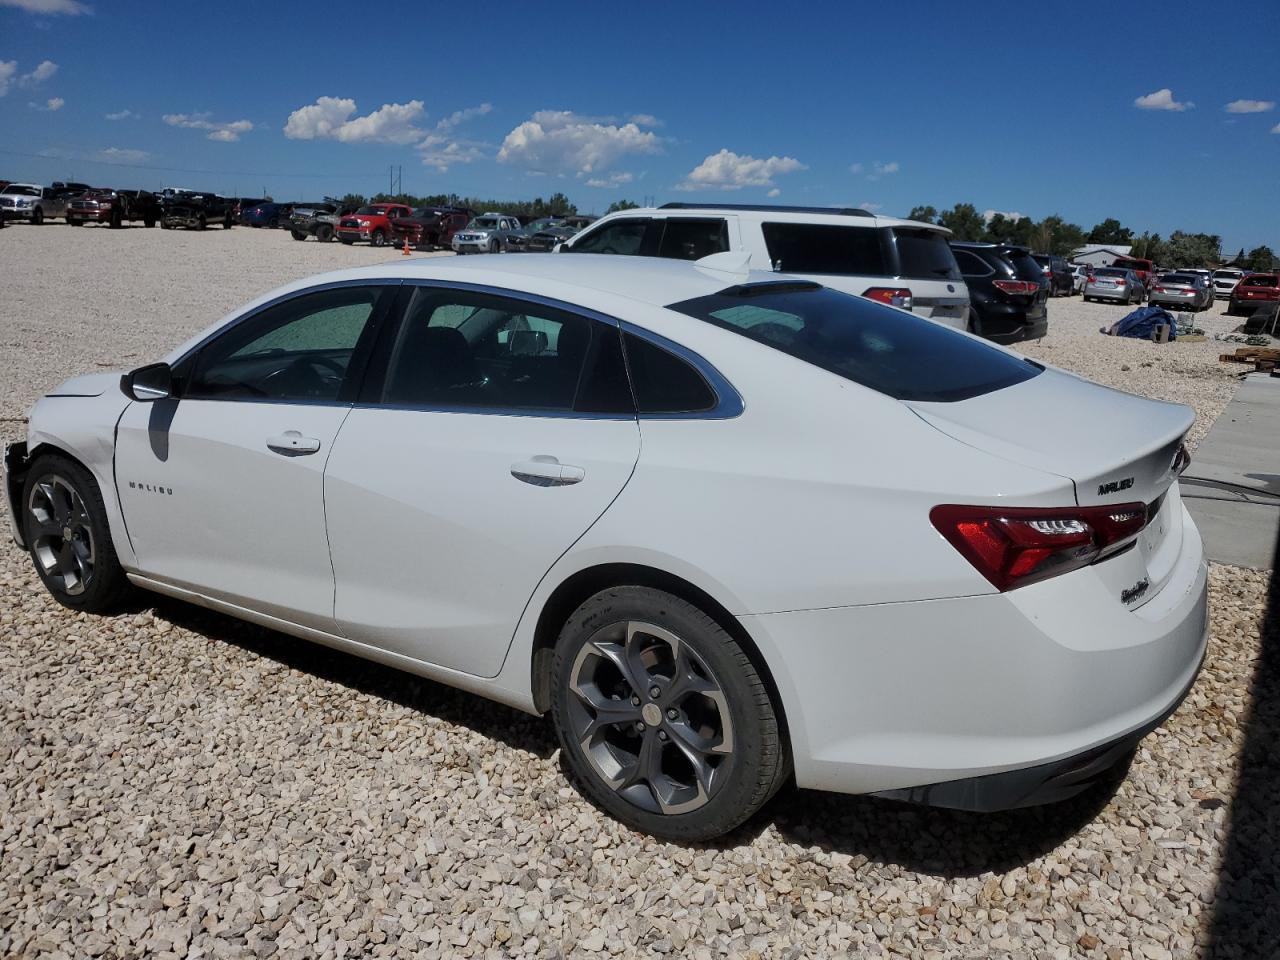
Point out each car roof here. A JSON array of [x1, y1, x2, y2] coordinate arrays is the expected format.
[[300, 253, 778, 309], [598, 203, 948, 233]]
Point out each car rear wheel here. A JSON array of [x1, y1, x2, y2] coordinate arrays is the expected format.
[[551, 586, 789, 841], [22, 455, 133, 614]]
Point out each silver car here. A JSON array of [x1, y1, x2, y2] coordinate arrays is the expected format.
[[1148, 272, 1214, 312], [451, 213, 523, 254], [1083, 267, 1145, 304]]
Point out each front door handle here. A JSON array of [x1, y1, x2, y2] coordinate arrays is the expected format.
[[266, 431, 321, 456], [511, 455, 585, 487]]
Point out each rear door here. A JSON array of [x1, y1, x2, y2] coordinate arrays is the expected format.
[[323, 283, 641, 677], [890, 227, 970, 327]]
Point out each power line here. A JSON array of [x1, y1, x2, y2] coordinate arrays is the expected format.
[[0, 147, 374, 180]]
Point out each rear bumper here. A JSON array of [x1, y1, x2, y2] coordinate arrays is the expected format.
[[971, 301, 1048, 344], [739, 502, 1208, 807]]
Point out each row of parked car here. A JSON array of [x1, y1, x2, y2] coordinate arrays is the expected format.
[[0, 180, 246, 230]]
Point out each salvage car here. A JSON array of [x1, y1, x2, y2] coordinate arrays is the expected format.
[[1147, 272, 1214, 312], [951, 241, 1048, 343], [389, 206, 473, 250], [287, 202, 341, 242], [1227, 273, 1280, 315], [67, 189, 162, 228], [523, 215, 595, 253], [1083, 267, 1146, 304], [559, 203, 971, 330], [3, 254, 1207, 841], [337, 203, 412, 247], [160, 191, 235, 230]]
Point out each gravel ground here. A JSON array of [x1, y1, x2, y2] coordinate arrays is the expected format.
[[1, 224, 1276, 959]]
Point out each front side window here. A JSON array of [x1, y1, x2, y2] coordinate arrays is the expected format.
[[667, 285, 1040, 403], [760, 222, 889, 276], [186, 286, 387, 402], [566, 218, 655, 256], [380, 288, 628, 413]]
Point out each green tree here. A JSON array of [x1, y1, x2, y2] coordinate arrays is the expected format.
[[606, 199, 641, 214], [1086, 218, 1133, 245], [1163, 231, 1221, 268], [1246, 245, 1276, 271], [906, 205, 938, 224], [938, 203, 986, 241]]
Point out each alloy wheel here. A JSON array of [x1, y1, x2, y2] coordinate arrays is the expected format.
[[567, 620, 734, 815], [28, 475, 96, 596]]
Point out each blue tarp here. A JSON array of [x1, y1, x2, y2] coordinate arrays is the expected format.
[[1106, 305, 1177, 340]]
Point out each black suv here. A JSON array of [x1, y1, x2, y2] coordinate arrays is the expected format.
[[951, 242, 1048, 344], [1032, 253, 1074, 297]]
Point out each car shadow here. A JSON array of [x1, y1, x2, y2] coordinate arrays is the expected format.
[[150, 598, 559, 761], [1206, 536, 1280, 958]]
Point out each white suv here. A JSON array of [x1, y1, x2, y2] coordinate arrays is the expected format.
[[557, 203, 971, 329], [1211, 268, 1245, 300]]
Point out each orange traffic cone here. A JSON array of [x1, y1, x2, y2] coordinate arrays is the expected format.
[[402, 238, 412, 256]]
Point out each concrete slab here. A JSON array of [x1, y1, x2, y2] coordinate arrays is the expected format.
[[1182, 372, 1280, 570]]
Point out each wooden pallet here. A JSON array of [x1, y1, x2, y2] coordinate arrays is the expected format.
[[1220, 347, 1280, 364]]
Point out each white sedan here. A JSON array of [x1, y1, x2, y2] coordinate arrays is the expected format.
[[4, 254, 1208, 840]]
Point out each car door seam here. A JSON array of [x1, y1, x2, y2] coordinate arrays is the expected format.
[[322, 404, 358, 623]]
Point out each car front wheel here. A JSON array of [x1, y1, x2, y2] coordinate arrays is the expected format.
[[22, 455, 133, 613], [551, 586, 789, 841], [371, 229, 387, 247]]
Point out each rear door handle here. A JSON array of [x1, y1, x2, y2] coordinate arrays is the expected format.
[[266, 431, 321, 456], [511, 455, 584, 487]]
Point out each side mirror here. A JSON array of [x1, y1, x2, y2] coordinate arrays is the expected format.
[[121, 362, 173, 401]]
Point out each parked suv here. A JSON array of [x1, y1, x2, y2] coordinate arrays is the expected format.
[[337, 203, 412, 246], [951, 242, 1048, 343], [1228, 273, 1280, 316], [558, 203, 970, 329], [451, 213, 524, 254], [160, 191, 234, 230], [1211, 268, 1245, 300], [1032, 253, 1074, 297], [390, 206, 473, 250]]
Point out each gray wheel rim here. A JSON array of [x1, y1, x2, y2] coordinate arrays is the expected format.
[[568, 620, 734, 815], [28, 475, 96, 596]]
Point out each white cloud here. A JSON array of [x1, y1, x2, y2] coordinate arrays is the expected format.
[[848, 162, 863, 174], [851, 159, 899, 180], [677, 148, 806, 191], [104, 108, 134, 120], [43, 96, 63, 110], [416, 103, 491, 170], [859, 201, 883, 212], [629, 113, 662, 127], [1272, 123, 1280, 134], [24, 59, 57, 83], [766, 187, 781, 198], [1134, 88, 1193, 111], [283, 96, 424, 144], [586, 171, 635, 188], [1225, 99, 1275, 114], [96, 147, 149, 163], [0, 61, 17, 97], [498, 110, 661, 176], [2, 58, 58, 95], [982, 208, 1025, 222], [0, 0, 91, 14], [164, 112, 254, 142]]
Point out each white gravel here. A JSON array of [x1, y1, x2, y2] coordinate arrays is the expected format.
[[0, 223, 1275, 959]]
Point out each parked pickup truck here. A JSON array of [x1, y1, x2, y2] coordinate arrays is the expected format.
[[67, 189, 162, 228], [337, 203, 412, 246], [287, 202, 341, 242], [160, 190, 235, 230], [389, 206, 473, 250], [0, 182, 87, 224]]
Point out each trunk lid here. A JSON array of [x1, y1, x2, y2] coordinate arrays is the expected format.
[[907, 368, 1193, 607]]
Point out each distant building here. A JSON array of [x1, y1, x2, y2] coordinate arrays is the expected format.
[[1071, 244, 1134, 267]]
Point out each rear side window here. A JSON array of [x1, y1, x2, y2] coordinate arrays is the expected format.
[[623, 333, 716, 413], [657, 219, 729, 260], [667, 285, 1040, 403], [952, 249, 993, 277], [761, 222, 888, 276], [894, 228, 962, 281], [567, 218, 655, 256]]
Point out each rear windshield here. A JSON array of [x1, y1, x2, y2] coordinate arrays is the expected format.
[[1032, 254, 1050, 265], [1212, 270, 1242, 278], [893, 228, 962, 281], [666, 284, 1040, 403], [1113, 258, 1149, 270], [1009, 252, 1045, 281], [1163, 274, 1196, 283], [760, 223, 889, 276], [1245, 275, 1278, 287], [1093, 268, 1126, 277]]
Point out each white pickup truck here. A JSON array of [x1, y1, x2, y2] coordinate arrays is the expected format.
[[0, 181, 87, 224]]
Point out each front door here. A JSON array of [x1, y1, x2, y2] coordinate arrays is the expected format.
[[324, 284, 641, 677], [115, 283, 395, 628]]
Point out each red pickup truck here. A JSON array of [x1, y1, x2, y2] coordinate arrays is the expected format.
[[337, 203, 412, 247], [1112, 256, 1155, 292]]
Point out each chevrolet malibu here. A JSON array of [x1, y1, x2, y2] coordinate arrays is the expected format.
[[4, 254, 1207, 840]]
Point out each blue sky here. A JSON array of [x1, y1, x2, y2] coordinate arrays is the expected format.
[[2, 0, 1277, 251]]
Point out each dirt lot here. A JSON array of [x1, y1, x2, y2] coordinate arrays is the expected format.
[[0, 223, 1275, 959]]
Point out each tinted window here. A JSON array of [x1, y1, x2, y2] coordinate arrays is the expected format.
[[1245, 275, 1278, 287], [623, 334, 716, 413], [657, 219, 730, 260], [1009, 252, 1045, 282], [187, 286, 384, 401], [667, 285, 1040, 403], [761, 223, 888, 275], [381, 288, 606, 411], [574, 326, 635, 415], [567, 218, 653, 255], [894, 229, 962, 281], [1093, 268, 1126, 278], [952, 249, 993, 277]]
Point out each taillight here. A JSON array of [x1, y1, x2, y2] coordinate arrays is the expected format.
[[930, 503, 1149, 591], [992, 279, 1039, 295], [862, 287, 913, 310]]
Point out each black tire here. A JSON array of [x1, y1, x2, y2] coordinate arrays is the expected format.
[[21, 454, 134, 614], [489, 239, 500, 254], [268, 218, 278, 229], [340, 236, 355, 245], [550, 586, 789, 841], [69, 219, 84, 226], [316, 224, 334, 243], [196, 214, 206, 231], [223, 216, 233, 229], [109, 209, 123, 229], [144, 217, 156, 228], [371, 229, 387, 248], [31, 208, 44, 225], [291, 230, 306, 241]]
